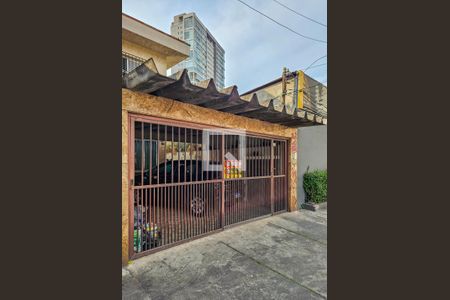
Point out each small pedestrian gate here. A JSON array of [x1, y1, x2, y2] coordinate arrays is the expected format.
[[129, 115, 288, 259]]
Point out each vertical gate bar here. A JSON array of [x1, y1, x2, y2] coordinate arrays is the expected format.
[[223, 134, 226, 226], [164, 125, 167, 184], [183, 184, 189, 238], [188, 183, 191, 238], [190, 129, 193, 182], [278, 141, 281, 175], [171, 141, 174, 243], [264, 139, 267, 176], [232, 179, 235, 224], [193, 183, 195, 237], [238, 178, 241, 223], [169, 186, 171, 244], [252, 137, 255, 177], [179, 185, 181, 240], [203, 183, 206, 234], [234, 135, 237, 223], [196, 130, 199, 183], [153, 188, 156, 248], [243, 180, 245, 221], [270, 139, 274, 214], [205, 183, 209, 234], [237, 179, 240, 223], [198, 183, 201, 235], [180, 184, 183, 241], [257, 138, 265, 216], [177, 128, 180, 241], [193, 183, 196, 237], [161, 186, 164, 245], [200, 130, 203, 182], [146, 187, 152, 249], [161, 186, 164, 246], [220, 132, 225, 228], [184, 184, 187, 239], [190, 184, 193, 238], [149, 124, 152, 186], [170, 185, 173, 244], [248, 136, 251, 178], [140, 122, 144, 186], [184, 128, 187, 184], [187, 184, 190, 239], [216, 132, 219, 180], [129, 119, 134, 257], [209, 183, 212, 230], [178, 127, 180, 183], [195, 183, 198, 236], [182, 184, 186, 240], [213, 133, 216, 181], [239, 179, 242, 222], [234, 180, 237, 223], [281, 141, 284, 177], [144, 188, 147, 251], [162, 186, 165, 245], [196, 183, 199, 236], [285, 141, 288, 210], [266, 140, 269, 176], [200, 183, 206, 234], [254, 137, 257, 178], [258, 138, 261, 177], [157, 124, 160, 185], [168, 186, 171, 245], [156, 186, 159, 246], [214, 182, 217, 230], [140, 189, 142, 252], [205, 131, 208, 182], [171, 127, 174, 184], [186, 184, 189, 239]]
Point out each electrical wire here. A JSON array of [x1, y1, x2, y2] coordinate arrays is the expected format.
[[235, 0, 327, 44], [304, 55, 327, 71], [305, 62, 327, 70], [272, 0, 327, 27]]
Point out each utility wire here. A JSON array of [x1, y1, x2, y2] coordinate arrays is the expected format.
[[306, 62, 327, 70], [272, 0, 327, 27], [304, 55, 327, 71], [236, 0, 327, 44]]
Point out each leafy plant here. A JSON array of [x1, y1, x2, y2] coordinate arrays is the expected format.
[[303, 169, 327, 203]]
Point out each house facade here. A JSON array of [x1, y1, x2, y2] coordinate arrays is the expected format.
[[121, 15, 325, 266]]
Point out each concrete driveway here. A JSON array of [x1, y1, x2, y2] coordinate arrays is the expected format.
[[122, 208, 327, 300]]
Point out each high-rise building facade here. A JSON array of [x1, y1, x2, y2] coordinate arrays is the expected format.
[[170, 13, 225, 89]]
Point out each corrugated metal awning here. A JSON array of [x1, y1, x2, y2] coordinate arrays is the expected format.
[[122, 59, 327, 127]]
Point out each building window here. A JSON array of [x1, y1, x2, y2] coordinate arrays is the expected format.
[[184, 16, 193, 28], [122, 52, 146, 74], [184, 30, 193, 40]]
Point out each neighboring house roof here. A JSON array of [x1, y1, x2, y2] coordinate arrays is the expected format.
[[122, 13, 190, 68], [122, 60, 327, 127]]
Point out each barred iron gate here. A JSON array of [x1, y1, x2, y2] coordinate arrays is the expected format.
[[129, 115, 288, 259]]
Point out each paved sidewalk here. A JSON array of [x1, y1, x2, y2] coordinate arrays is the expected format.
[[123, 208, 327, 300]]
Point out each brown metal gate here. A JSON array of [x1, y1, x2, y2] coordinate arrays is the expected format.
[[129, 115, 288, 259]]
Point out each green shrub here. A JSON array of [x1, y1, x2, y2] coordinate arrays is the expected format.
[[303, 170, 327, 203]]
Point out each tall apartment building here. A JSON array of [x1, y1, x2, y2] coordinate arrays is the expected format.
[[170, 13, 225, 89]]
